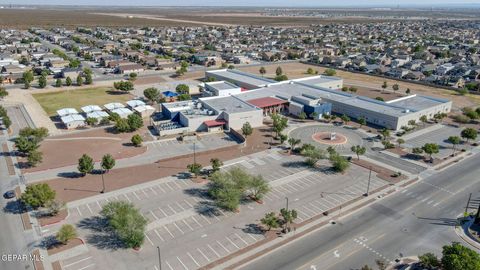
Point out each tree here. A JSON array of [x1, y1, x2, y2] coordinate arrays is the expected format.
[[177, 93, 191, 101], [441, 242, 480, 270], [20, 183, 56, 209], [271, 113, 288, 139], [210, 158, 223, 173], [2, 115, 11, 129], [101, 154, 115, 172], [360, 266, 373, 270], [375, 97, 385, 102], [101, 201, 147, 249], [85, 73, 93, 85], [127, 113, 143, 131], [323, 68, 336, 76], [241, 122, 253, 140], [302, 147, 326, 167], [113, 81, 134, 92], [27, 150, 43, 167], [381, 81, 388, 93], [248, 175, 270, 200], [375, 259, 387, 270], [261, 212, 279, 231], [56, 224, 77, 244], [392, 83, 399, 93], [76, 74, 83, 86], [85, 117, 98, 126], [46, 200, 65, 216], [114, 118, 130, 133], [448, 136, 461, 155], [274, 74, 288, 81], [412, 147, 424, 157], [310, 112, 318, 120], [280, 208, 298, 232], [0, 87, 8, 99], [19, 127, 49, 141], [380, 128, 390, 140], [306, 67, 315, 75], [65, 76, 72, 86], [143, 87, 160, 103], [131, 134, 143, 147], [420, 115, 428, 126], [38, 75, 47, 88], [461, 128, 478, 144], [129, 72, 137, 81], [279, 133, 288, 144], [298, 112, 307, 120], [259, 66, 266, 77], [349, 86, 357, 93], [287, 137, 301, 154], [175, 84, 190, 94], [187, 163, 203, 177], [422, 143, 439, 162], [351, 145, 366, 160], [329, 153, 350, 173], [358, 117, 366, 128], [22, 71, 34, 89], [77, 154, 94, 175], [406, 88, 411, 94], [397, 138, 405, 148], [275, 66, 283, 76], [340, 114, 350, 125], [15, 136, 39, 155], [408, 119, 416, 127], [55, 78, 62, 87], [418, 252, 440, 269]]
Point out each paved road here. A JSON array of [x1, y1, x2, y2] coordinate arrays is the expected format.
[[0, 130, 35, 270], [241, 152, 480, 270], [366, 151, 427, 175]]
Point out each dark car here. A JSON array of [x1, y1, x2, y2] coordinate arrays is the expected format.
[[3, 190, 15, 199]]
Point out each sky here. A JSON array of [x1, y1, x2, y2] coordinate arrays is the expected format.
[[1, 0, 480, 7]]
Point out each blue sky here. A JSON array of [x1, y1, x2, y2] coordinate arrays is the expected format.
[[1, 0, 480, 7]]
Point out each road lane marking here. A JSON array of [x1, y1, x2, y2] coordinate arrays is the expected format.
[[63, 256, 92, 268]]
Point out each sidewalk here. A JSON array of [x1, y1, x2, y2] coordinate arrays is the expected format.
[[455, 216, 480, 251]]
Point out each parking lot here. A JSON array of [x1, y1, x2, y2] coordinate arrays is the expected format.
[[405, 124, 464, 159], [52, 150, 388, 270], [5, 104, 33, 136]]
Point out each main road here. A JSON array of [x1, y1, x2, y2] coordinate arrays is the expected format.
[[240, 152, 480, 270]]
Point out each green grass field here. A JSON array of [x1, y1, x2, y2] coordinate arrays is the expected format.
[[32, 87, 133, 116]]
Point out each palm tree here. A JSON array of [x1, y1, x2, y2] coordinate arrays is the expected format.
[[288, 138, 301, 154]]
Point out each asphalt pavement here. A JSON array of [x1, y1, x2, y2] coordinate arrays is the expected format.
[[240, 151, 480, 270]]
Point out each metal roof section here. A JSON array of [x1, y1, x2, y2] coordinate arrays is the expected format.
[[205, 81, 240, 91], [201, 95, 261, 114], [206, 69, 276, 87]]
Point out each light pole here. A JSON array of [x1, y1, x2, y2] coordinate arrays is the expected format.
[[157, 246, 162, 270], [364, 166, 372, 197], [465, 193, 472, 215], [100, 170, 105, 194], [193, 142, 196, 164], [285, 197, 289, 211]]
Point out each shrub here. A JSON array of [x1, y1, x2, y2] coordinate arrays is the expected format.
[[20, 183, 56, 209], [56, 224, 77, 244], [131, 134, 143, 147]]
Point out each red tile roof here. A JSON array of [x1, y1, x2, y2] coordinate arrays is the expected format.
[[204, 119, 227, 127], [247, 97, 288, 108]]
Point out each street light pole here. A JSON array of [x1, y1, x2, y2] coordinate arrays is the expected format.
[[157, 246, 162, 270], [100, 171, 105, 193], [285, 197, 289, 211], [365, 166, 372, 197], [193, 142, 196, 164], [465, 193, 472, 215]]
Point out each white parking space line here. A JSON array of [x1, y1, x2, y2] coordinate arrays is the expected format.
[[154, 229, 165, 242], [150, 210, 159, 220], [96, 201, 102, 209], [77, 264, 95, 270], [184, 200, 193, 208], [173, 222, 185, 234], [308, 202, 323, 212], [297, 208, 311, 218], [201, 215, 212, 225], [235, 233, 249, 246], [226, 236, 241, 250], [167, 205, 177, 214], [186, 252, 200, 267], [247, 234, 258, 242], [177, 257, 189, 270], [164, 226, 175, 238], [176, 202, 185, 211], [149, 187, 158, 195], [157, 185, 166, 193], [76, 207, 82, 216], [123, 194, 132, 202], [216, 240, 231, 253], [141, 189, 149, 198], [86, 204, 94, 214], [302, 205, 318, 216], [197, 248, 211, 262], [191, 216, 203, 227], [165, 182, 176, 191], [173, 181, 183, 189], [159, 207, 168, 217], [182, 219, 194, 231], [63, 256, 92, 268], [133, 191, 142, 200], [165, 260, 174, 270], [145, 233, 154, 246], [207, 244, 221, 258]]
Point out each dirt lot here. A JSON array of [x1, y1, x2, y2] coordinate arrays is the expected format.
[[19, 125, 150, 173], [39, 126, 273, 203], [32, 87, 133, 116], [238, 62, 480, 108]]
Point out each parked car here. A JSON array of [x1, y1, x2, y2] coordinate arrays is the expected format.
[[3, 190, 15, 199]]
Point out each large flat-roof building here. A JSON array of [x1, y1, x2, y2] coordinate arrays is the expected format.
[[158, 69, 451, 134]]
